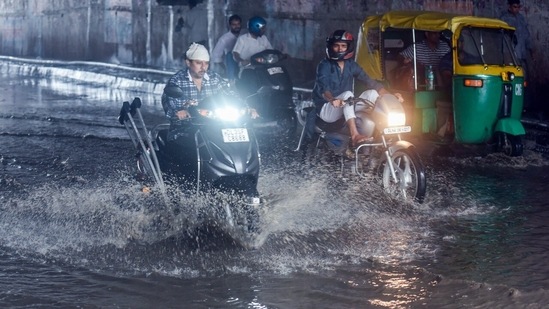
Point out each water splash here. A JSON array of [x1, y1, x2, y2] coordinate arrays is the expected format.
[[0, 155, 518, 278]]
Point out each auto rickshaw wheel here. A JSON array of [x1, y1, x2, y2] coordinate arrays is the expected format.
[[495, 132, 523, 157]]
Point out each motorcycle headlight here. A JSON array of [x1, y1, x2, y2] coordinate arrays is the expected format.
[[387, 112, 406, 127]]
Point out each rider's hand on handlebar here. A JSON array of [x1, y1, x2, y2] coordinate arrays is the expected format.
[[331, 98, 344, 108], [176, 109, 190, 120], [249, 108, 260, 119]]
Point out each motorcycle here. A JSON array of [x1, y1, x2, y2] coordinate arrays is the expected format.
[[118, 87, 264, 247], [235, 49, 297, 138], [295, 91, 427, 203]]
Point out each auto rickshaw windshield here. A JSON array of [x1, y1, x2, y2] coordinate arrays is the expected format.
[[458, 27, 517, 66]]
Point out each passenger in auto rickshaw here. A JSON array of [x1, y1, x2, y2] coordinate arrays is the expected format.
[[393, 31, 450, 90], [399, 31, 450, 68]]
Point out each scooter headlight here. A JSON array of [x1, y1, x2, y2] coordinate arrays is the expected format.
[[198, 107, 247, 121], [387, 112, 406, 127]]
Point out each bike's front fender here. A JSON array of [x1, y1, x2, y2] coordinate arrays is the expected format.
[[387, 139, 416, 156]]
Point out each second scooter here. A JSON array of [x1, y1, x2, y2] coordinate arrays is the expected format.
[[235, 49, 297, 138]]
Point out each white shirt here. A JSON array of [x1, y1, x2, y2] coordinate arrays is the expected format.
[[211, 31, 239, 64], [232, 33, 273, 63]]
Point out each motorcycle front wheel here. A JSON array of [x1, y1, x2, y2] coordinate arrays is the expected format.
[[380, 148, 427, 203]]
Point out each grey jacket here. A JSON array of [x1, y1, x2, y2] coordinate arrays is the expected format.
[[500, 10, 532, 60]]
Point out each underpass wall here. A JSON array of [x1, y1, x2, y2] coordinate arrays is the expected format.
[[0, 0, 548, 112]]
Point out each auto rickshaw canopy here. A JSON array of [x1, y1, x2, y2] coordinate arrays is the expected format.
[[357, 11, 516, 80], [372, 11, 512, 33]]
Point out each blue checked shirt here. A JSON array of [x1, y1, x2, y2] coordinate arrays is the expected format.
[[162, 69, 229, 121]]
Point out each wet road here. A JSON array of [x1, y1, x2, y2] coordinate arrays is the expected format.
[[1, 64, 549, 308]]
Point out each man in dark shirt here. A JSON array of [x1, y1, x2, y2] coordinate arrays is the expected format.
[[312, 30, 401, 147]]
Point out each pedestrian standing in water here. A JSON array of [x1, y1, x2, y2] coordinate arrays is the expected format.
[[500, 0, 534, 114]]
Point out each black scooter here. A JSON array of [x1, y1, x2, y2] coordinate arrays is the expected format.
[[235, 49, 296, 137], [118, 88, 264, 247]]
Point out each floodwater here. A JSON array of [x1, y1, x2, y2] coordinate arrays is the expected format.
[[1, 67, 549, 308]]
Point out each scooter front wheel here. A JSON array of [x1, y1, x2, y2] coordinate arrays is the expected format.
[[380, 148, 427, 203], [276, 111, 298, 139]]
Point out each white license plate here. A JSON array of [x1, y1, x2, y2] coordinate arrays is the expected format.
[[267, 67, 284, 75], [222, 128, 249, 142], [383, 126, 411, 135]]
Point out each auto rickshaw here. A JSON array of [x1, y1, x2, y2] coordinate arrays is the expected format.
[[356, 11, 525, 156]]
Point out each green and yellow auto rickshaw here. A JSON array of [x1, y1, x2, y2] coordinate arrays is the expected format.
[[356, 11, 525, 156]]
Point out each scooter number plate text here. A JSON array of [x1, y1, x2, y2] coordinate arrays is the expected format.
[[383, 126, 411, 135], [222, 128, 249, 143], [267, 67, 284, 75]]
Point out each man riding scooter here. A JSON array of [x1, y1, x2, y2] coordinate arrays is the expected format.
[[233, 16, 296, 137], [232, 16, 272, 67]]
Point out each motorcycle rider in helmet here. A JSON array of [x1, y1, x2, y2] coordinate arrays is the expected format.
[[232, 16, 273, 67], [311, 29, 403, 147]]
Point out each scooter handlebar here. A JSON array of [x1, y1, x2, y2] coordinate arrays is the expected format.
[[118, 101, 131, 125]]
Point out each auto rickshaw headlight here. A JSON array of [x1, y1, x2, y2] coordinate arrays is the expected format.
[[508, 72, 515, 81], [464, 79, 483, 88], [387, 112, 406, 127]]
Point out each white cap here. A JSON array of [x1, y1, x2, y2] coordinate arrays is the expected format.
[[186, 43, 209, 61]]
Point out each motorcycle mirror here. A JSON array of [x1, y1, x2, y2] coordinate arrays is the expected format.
[[164, 86, 185, 98]]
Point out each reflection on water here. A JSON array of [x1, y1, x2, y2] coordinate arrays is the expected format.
[[38, 78, 161, 105]]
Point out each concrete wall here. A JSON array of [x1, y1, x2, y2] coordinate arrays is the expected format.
[[0, 0, 548, 103]]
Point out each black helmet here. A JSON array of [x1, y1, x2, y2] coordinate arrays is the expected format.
[[248, 16, 267, 37], [326, 30, 355, 61]]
